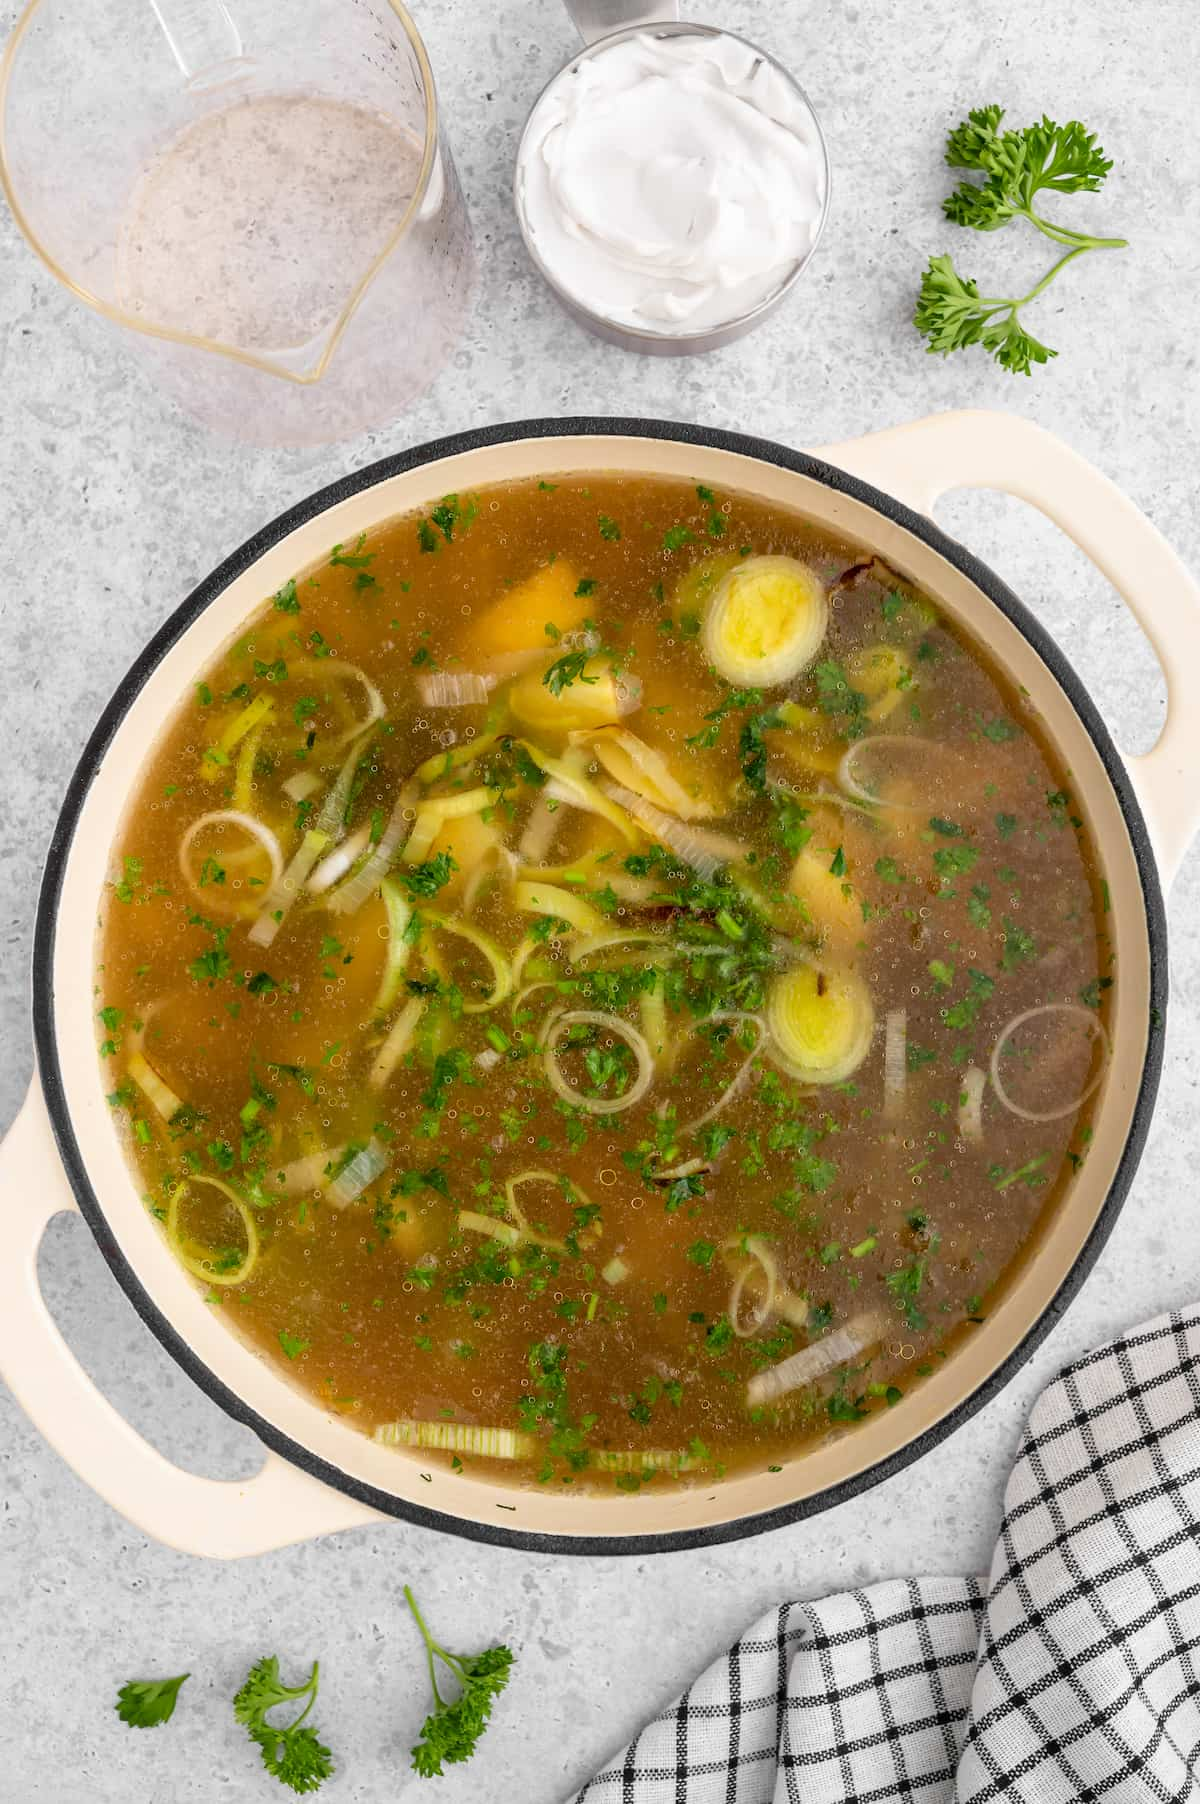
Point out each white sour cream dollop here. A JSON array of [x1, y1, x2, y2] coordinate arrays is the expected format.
[[518, 31, 826, 334]]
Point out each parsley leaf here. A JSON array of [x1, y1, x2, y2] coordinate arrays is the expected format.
[[813, 660, 868, 737], [430, 494, 462, 542], [687, 686, 763, 751], [945, 967, 995, 1029], [329, 533, 374, 570], [915, 255, 1057, 375], [189, 943, 232, 984], [739, 706, 786, 790], [945, 106, 1116, 225], [885, 1228, 940, 1333], [233, 1655, 333, 1794], [1001, 916, 1038, 970], [916, 108, 1126, 376], [115, 1674, 189, 1729], [543, 650, 596, 697], [913, 107, 1126, 375], [773, 793, 812, 855], [399, 852, 457, 899], [404, 1587, 514, 1778], [933, 842, 978, 878]]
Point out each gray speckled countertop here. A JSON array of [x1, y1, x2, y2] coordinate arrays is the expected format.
[[2, 2, 1199, 1799]]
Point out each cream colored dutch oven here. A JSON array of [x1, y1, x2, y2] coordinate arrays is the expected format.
[[2, 410, 1197, 1560]]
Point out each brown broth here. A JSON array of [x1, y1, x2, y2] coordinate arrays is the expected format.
[[95, 474, 1111, 1493]]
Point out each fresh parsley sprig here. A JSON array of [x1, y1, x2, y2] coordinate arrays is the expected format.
[[915, 106, 1127, 374], [404, 1587, 514, 1778], [915, 252, 1068, 376], [233, 1655, 334, 1794], [943, 107, 1121, 242]]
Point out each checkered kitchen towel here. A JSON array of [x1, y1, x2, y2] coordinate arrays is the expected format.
[[573, 1307, 1200, 1802]]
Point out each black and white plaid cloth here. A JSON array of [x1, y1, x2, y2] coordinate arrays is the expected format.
[[573, 1307, 1200, 1803]]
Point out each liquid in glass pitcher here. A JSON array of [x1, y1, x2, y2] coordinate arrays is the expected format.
[[0, 0, 475, 444]]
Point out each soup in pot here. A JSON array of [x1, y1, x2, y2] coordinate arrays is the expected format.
[[95, 474, 1112, 1493]]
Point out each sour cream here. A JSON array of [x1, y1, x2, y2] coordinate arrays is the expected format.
[[517, 30, 827, 337]]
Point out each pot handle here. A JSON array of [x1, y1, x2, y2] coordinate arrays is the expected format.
[[0, 1080, 383, 1558], [814, 409, 1200, 889]]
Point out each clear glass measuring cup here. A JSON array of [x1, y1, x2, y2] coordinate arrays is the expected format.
[[0, 0, 475, 445]]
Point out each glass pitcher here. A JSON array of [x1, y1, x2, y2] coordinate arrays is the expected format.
[[0, 0, 475, 445]]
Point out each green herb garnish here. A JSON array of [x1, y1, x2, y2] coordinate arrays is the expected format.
[[543, 650, 596, 697], [404, 1587, 515, 1778], [115, 1674, 190, 1729], [915, 107, 1127, 374], [400, 852, 458, 899], [233, 1655, 333, 1793]]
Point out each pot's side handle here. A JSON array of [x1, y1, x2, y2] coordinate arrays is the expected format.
[[0, 1080, 383, 1558], [814, 409, 1200, 889]]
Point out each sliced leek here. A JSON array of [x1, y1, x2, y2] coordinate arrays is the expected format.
[[571, 927, 666, 962], [959, 1063, 986, 1143], [179, 810, 284, 916], [703, 555, 828, 688], [416, 728, 502, 784], [248, 827, 331, 947], [200, 693, 273, 781], [520, 742, 641, 846], [540, 1010, 654, 1115], [290, 656, 385, 750], [233, 716, 269, 814], [585, 726, 710, 821], [766, 963, 875, 1086], [417, 671, 494, 707], [308, 821, 371, 897], [591, 1448, 699, 1474], [458, 1211, 522, 1248], [747, 1314, 882, 1409], [325, 779, 419, 916], [166, 1176, 259, 1288], [639, 982, 667, 1061], [514, 879, 606, 937], [511, 1167, 592, 1219], [374, 877, 414, 1015], [457, 1170, 576, 1253], [373, 1419, 535, 1459], [403, 787, 496, 865], [128, 1050, 184, 1122], [421, 910, 513, 1012], [883, 1007, 907, 1122], [602, 783, 744, 879], [271, 1144, 346, 1196], [327, 1136, 390, 1208], [368, 995, 426, 1091], [281, 770, 321, 803]]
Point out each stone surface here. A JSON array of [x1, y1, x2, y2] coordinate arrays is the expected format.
[[1, 1, 1198, 1798]]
